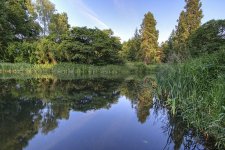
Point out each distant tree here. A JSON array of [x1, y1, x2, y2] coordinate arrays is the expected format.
[[140, 12, 159, 64], [36, 0, 55, 36], [49, 12, 70, 40], [132, 28, 142, 61], [175, 11, 189, 57], [161, 30, 178, 62], [121, 28, 141, 61]]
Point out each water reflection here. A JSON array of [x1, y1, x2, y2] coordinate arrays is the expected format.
[[0, 77, 211, 150]]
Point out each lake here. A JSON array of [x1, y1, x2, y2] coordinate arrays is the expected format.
[[0, 76, 211, 150]]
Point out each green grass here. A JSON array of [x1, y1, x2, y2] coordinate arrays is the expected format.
[[0, 62, 156, 77], [156, 50, 225, 149]]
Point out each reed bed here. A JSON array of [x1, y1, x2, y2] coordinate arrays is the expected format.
[[156, 50, 225, 149], [0, 62, 156, 76]]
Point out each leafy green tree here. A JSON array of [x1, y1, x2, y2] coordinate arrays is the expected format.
[[35, 38, 58, 64], [7, 41, 37, 63], [0, 0, 40, 61], [121, 29, 141, 61], [58, 27, 122, 65], [160, 30, 178, 63], [36, 0, 55, 36], [188, 19, 225, 56], [49, 12, 70, 40], [140, 12, 159, 64]]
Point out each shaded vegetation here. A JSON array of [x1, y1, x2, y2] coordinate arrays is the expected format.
[[188, 19, 225, 56]]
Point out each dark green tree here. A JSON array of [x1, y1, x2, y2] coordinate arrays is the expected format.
[[0, 0, 40, 61], [175, 0, 203, 58], [188, 19, 225, 56], [57, 27, 122, 65], [121, 28, 141, 61], [162, 0, 203, 62], [175, 11, 189, 58]]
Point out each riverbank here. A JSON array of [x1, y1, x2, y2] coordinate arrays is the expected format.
[[156, 50, 225, 149], [0, 62, 156, 76]]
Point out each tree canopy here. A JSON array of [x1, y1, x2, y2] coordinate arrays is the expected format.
[[188, 19, 225, 56], [0, 0, 223, 65], [162, 0, 203, 62]]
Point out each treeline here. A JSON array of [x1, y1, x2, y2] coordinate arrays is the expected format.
[[0, 0, 224, 65], [0, 0, 122, 65], [121, 0, 225, 64]]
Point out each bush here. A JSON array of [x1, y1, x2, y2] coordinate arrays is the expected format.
[[7, 42, 37, 63]]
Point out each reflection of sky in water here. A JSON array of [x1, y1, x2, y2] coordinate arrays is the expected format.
[[0, 79, 206, 150], [24, 96, 204, 150]]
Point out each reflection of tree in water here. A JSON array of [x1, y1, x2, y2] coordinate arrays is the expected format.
[[0, 78, 213, 150], [0, 78, 123, 150], [161, 113, 208, 150], [0, 97, 43, 150], [120, 78, 155, 123], [136, 87, 153, 123], [156, 92, 210, 150]]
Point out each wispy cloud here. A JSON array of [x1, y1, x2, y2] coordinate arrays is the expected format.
[[112, 0, 137, 17], [75, 0, 109, 29]]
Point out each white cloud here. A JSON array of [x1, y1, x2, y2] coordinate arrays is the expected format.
[[75, 0, 109, 29]]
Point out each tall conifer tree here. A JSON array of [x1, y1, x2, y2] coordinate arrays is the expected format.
[[140, 12, 159, 64], [185, 0, 203, 34], [173, 0, 203, 58]]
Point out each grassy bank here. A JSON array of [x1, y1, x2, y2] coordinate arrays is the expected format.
[[0, 62, 156, 76], [156, 50, 225, 148]]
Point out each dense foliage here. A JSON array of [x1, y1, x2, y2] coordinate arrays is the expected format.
[[188, 19, 225, 56], [0, 0, 122, 65], [0, 0, 40, 61], [120, 29, 141, 61], [161, 0, 203, 62], [121, 13, 162, 64], [58, 27, 122, 65]]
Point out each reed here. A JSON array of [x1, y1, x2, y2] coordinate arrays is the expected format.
[[156, 50, 225, 149], [0, 62, 156, 76]]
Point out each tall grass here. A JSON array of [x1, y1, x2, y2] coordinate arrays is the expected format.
[[0, 62, 156, 76], [156, 50, 225, 149]]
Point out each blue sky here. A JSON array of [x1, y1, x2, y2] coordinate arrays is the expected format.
[[49, 0, 225, 43]]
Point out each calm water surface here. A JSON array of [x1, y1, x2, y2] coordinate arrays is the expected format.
[[0, 77, 209, 150]]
